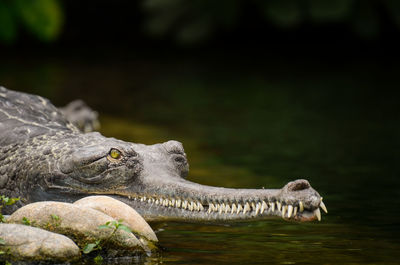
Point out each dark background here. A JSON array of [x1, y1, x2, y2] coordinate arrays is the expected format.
[[0, 1, 399, 264]]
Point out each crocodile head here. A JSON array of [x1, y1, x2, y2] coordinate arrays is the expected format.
[[34, 133, 327, 222]]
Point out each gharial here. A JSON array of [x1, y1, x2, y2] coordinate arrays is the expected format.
[[0, 87, 327, 222]]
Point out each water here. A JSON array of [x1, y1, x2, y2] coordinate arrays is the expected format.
[[1, 56, 399, 264]]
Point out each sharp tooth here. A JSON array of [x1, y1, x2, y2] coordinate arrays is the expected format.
[[293, 206, 298, 216], [282, 205, 287, 218], [190, 201, 195, 211], [176, 199, 181, 208], [163, 200, 169, 207], [207, 206, 212, 214], [155, 199, 159, 205], [270, 202, 275, 212], [151, 198, 155, 203], [237, 203, 243, 214], [231, 204, 237, 214], [198, 202, 203, 211], [320, 200, 328, 213], [148, 198, 152, 203], [182, 200, 188, 209], [225, 204, 231, 213], [143, 196, 147, 201], [128, 195, 131, 199], [255, 203, 261, 215], [251, 202, 256, 211], [261, 201, 267, 213], [214, 204, 219, 212], [209, 203, 214, 211], [159, 198, 163, 205], [219, 204, 224, 214], [277, 202, 282, 212], [287, 205, 293, 218], [140, 197, 144, 202], [299, 201, 304, 212], [315, 208, 321, 221], [171, 199, 175, 207], [243, 202, 250, 214], [222, 203, 226, 212]]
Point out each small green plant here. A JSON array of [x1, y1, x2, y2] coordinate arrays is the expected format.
[[82, 219, 132, 263], [0, 237, 11, 264], [45, 213, 62, 230], [98, 219, 132, 234], [22, 217, 32, 225], [50, 214, 60, 221], [0, 195, 20, 222], [82, 240, 102, 254], [93, 254, 103, 264], [0, 237, 6, 254]]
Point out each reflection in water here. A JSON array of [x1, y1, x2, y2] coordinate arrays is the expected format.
[[1, 59, 399, 264]]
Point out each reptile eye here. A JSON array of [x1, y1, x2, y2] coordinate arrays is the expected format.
[[108, 148, 122, 160]]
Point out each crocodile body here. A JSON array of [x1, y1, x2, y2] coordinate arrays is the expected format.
[[0, 87, 327, 221]]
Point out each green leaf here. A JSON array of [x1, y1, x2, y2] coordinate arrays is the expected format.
[[51, 214, 59, 221], [117, 225, 132, 234], [5, 197, 20, 205], [0, 214, 5, 223], [0, 2, 18, 43], [13, 0, 63, 41], [0, 238, 5, 245], [98, 225, 111, 229], [94, 255, 104, 264], [82, 243, 96, 254], [22, 217, 31, 225]]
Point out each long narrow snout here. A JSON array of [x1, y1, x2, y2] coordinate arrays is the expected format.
[[114, 177, 327, 222]]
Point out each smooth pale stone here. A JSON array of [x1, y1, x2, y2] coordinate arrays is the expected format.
[[0, 223, 80, 261], [74, 196, 158, 243], [7, 201, 144, 251]]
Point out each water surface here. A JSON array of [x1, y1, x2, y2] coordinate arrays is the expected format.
[[1, 57, 399, 264]]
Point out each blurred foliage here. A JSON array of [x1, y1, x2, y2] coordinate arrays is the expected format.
[[0, 0, 63, 44], [143, 0, 241, 44], [143, 0, 400, 43], [1, 0, 400, 44]]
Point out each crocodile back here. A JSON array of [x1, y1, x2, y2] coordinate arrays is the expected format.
[[0, 87, 78, 147]]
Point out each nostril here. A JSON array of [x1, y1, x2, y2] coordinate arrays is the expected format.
[[286, 179, 311, 191], [174, 156, 185, 163]]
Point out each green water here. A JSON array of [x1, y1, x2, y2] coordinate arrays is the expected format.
[[1, 58, 399, 264]]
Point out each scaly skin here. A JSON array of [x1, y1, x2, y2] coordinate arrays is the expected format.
[[0, 87, 327, 221]]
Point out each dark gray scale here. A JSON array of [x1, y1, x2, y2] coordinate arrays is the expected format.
[[0, 87, 76, 147]]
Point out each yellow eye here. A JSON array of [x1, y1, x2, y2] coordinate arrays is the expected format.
[[109, 149, 122, 160]]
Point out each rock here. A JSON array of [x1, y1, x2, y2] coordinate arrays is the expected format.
[[0, 223, 80, 261], [7, 201, 144, 252], [74, 196, 158, 243]]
